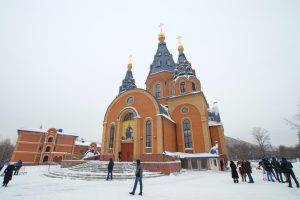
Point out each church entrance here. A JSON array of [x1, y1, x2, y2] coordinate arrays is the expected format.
[[121, 142, 133, 162]]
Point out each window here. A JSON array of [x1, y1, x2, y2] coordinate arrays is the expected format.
[[180, 82, 186, 94], [192, 82, 196, 91], [127, 97, 133, 105], [109, 125, 115, 149], [146, 120, 152, 148], [183, 119, 193, 148], [124, 113, 134, 121], [47, 137, 53, 143], [156, 84, 161, 98], [45, 146, 51, 152], [182, 107, 189, 114]]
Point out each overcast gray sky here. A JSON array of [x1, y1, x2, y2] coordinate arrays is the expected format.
[[1, 0, 300, 146]]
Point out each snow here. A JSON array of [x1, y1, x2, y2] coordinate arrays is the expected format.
[[1, 162, 300, 200], [75, 140, 101, 147], [164, 151, 219, 158]]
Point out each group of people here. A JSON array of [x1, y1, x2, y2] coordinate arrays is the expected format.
[[230, 157, 299, 189], [106, 158, 143, 196], [258, 157, 299, 188], [2, 160, 23, 187], [230, 160, 254, 183]]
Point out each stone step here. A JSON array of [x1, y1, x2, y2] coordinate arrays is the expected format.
[[43, 160, 164, 181]]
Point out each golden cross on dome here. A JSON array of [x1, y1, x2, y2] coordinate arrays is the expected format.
[[177, 36, 182, 45], [159, 23, 164, 32]]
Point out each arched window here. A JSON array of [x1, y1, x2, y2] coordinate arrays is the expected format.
[[183, 119, 193, 148], [124, 113, 134, 121], [156, 84, 161, 98], [192, 82, 196, 91], [43, 156, 49, 162], [109, 125, 115, 149], [47, 137, 53, 143], [146, 120, 152, 148], [45, 146, 51, 152], [180, 82, 186, 94]]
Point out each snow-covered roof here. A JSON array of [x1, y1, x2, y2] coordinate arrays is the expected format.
[[75, 140, 101, 147], [208, 121, 223, 127], [163, 151, 219, 159], [18, 128, 47, 133], [17, 128, 79, 137]]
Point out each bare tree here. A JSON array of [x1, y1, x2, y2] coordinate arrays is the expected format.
[[252, 127, 271, 158], [285, 102, 300, 144], [0, 138, 15, 166]]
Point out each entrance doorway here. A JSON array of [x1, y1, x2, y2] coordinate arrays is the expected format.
[[121, 142, 133, 162]]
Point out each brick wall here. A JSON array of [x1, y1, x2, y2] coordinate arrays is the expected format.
[[140, 154, 176, 162], [100, 154, 114, 161], [143, 161, 181, 175]]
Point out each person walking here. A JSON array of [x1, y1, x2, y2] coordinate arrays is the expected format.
[[263, 159, 275, 182], [281, 157, 299, 188], [14, 160, 22, 175], [106, 158, 114, 180], [129, 159, 143, 195], [230, 161, 239, 183], [271, 157, 284, 183], [2, 163, 15, 187], [245, 160, 254, 183]]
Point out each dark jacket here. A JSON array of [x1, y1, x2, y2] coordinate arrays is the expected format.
[[281, 159, 293, 173], [230, 161, 239, 179], [4, 164, 15, 182], [135, 164, 143, 177], [15, 161, 23, 169], [107, 160, 114, 172], [264, 160, 272, 172], [271, 159, 282, 172], [245, 161, 252, 173]]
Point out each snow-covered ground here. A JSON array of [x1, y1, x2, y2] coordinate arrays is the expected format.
[[1, 162, 299, 200]]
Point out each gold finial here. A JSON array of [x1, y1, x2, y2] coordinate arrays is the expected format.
[[177, 35, 184, 54], [127, 54, 132, 70], [158, 23, 165, 43]]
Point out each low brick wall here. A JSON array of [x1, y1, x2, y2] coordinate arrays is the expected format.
[[60, 160, 87, 168], [143, 161, 181, 175], [140, 154, 176, 162], [100, 154, 114, 161]]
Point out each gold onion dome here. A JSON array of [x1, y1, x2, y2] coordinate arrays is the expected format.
[[158, 23, 165, 43], [177, 36, 184, 54], [158, 31, 165, 43]]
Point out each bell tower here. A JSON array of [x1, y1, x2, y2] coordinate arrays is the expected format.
[[145, 24, 176, 105]]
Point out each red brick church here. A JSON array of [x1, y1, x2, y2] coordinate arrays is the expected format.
[[100, 27, 228, 171]]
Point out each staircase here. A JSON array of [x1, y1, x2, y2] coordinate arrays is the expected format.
[[44, 161, 164, 181]]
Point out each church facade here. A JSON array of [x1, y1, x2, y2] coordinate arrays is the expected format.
[[101, 29, 228, 170]]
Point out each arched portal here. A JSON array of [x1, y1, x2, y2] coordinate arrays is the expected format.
[[120, 111, 136, 162]]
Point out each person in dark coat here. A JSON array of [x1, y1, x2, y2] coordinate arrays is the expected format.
[[263, 159, 275, 182], [245, 160, 254, 183], [129, 159, 143, 195], [281, 157, 299, 188], [271, 157, 284, 183], [14, 160, 23, 175], [230, 161, 239, 183], [106, 158, 114, 180], [2, 164, 15, 187]]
